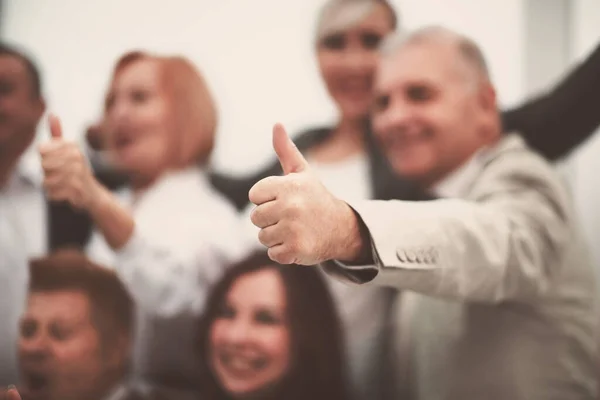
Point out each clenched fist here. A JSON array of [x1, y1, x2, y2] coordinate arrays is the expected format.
[[249, 124, 367, 265], [40, 114, 102, 210]]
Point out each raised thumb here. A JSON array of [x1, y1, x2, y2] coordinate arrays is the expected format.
[[48, 113, 63, 139], [272, 123, 308, 174]]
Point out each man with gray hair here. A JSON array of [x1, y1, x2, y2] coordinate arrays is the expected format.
[[248, 26, 598, 399]]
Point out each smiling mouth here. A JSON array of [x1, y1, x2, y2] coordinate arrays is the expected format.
[[218, 352, 269, 378], [21, 370, 51, 398], [338, 76, 372, 94], [386, 127, 434, 147], [114, 135, 134, 150]]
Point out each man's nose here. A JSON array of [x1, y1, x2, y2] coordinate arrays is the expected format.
[[19, 334, 51, 360], [108, 100, 131, 125], [376, 101, 412, 132]]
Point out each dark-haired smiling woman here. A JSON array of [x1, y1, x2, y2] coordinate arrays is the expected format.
[[197, 251, 349, 400]]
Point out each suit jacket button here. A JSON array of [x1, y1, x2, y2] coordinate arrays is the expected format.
[[396, 249, 407, 262], [415, 251, 423, 263], [429, 249, 439, 263], [423, 251, 432, 263]]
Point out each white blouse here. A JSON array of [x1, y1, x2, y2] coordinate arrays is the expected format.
[[310, 155, 393, 400], [87, 167, 253, 388]]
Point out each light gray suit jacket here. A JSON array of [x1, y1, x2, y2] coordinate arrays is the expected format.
[[322, 134, 599, 400]]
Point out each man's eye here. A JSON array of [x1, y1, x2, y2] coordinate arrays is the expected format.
[[407, 86, 433, 102]]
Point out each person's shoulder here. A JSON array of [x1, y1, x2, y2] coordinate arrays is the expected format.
[[474, 134, 572, 207], [481, 134, 563, 180]]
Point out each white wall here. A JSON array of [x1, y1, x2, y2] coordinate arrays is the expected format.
[[1, 0, 526, 174], [569, 0, 600, 268]]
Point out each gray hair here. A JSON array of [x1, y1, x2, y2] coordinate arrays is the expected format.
[[380, 26, 491, 82], [315, 0, 398, 44]]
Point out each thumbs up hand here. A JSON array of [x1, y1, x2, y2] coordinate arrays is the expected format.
[[249, 124, 366, 265], [39, 114, 101, 210]]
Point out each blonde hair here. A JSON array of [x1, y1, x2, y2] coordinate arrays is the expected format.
[[315, 0, 398, 44], [104, 51, 218, 167]]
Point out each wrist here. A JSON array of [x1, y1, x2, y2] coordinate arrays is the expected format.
[[86, 180, 110, 216], [333, 200, 371, 264]]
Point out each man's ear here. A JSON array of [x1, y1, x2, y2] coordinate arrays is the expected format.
[[474, 81, 501, 141], [478, 81, 497, 112], [34, 97, 46, 122], [104, 332, 131, 372]]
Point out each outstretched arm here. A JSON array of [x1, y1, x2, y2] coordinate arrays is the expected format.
[[502, 42, 600, 160]]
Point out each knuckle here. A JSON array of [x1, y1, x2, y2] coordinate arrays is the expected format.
[[269, 246, 292, 265], [288, 176, 303, 191], [71, 148, 82, 162], [267, 247, 280, 263], [250, 207, 261, 225], [248, 187, 258, 203], [257, 229, 268, 245], [285, 197, 304, 218], [286, 238, 300, 256]]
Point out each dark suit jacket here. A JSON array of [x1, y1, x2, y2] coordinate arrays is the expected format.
[[47, 201, 93, 251]]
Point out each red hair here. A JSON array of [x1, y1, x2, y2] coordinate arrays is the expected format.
[[104, 51, 217, 167]]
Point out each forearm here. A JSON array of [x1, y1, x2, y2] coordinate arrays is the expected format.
[[87, 181, 135, 250], [329, 197, 567, 303]]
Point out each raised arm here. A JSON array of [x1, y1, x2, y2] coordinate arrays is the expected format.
[[502, 42, 600, 160], [40, 115, 247, 315], [247, 126, 576, 305]]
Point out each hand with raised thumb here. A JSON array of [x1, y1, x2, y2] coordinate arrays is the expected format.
[[40, 114, 100, 210], [248, 124, 363, 265]]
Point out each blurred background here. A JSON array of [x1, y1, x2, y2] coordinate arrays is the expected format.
[[1, 2, 600, 399], [1, 0, 599, 266]]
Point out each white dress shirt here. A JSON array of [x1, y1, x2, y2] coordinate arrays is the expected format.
[[1, 150, 47, 257], [87, 167, 252, 389], [0, 150, 46, 385]]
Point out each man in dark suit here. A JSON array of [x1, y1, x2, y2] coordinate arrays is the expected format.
[[0, 41, 90, 386], [0, 42, 92, 253]]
